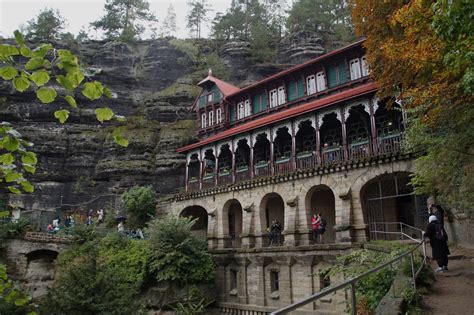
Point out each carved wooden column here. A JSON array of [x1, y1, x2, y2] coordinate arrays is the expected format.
[[340, 107, 348, 160], [369, 98, 378, 155], [315, 114, 321, 165], [291, 121, 296, 171]]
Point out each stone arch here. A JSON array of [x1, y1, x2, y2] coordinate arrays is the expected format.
[[222, 199, 243, 248], [360, 171, 426, 239], [25, 249, 59, 298], [305, 185, 336, 243], [180, 205, 209, 240], [260, 192, 285, 245]]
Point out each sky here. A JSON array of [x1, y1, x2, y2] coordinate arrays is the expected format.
[[0, 0, 234, 39]]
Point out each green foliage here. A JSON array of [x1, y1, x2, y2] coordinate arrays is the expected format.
[[168, 286, 214, 315], [0, 264, 36, 315], [148, 213, 215, 284], [122, 186, 157, 229], [91, 0, 158, 42], [0, 122, 38, 194], [24, 8, 65, 42]]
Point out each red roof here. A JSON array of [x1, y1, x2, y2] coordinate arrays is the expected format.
[[197, 75, 240, 96], [177, 81, 377, 153], [225, 38, 366, 99]]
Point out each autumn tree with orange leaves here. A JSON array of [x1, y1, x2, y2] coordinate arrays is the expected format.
[[350, 0, 474, 213]]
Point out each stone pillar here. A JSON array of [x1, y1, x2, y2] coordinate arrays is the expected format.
[[334, 187, 353, 243], [273, 256, 296, 306], [241, 202, 255, 248], [283, 197, 298, 246], [235, 257, 250, 304], [248, 256, 268, 306]]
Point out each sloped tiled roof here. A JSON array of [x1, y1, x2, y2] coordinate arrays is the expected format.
[[177, 81, 377, 153]]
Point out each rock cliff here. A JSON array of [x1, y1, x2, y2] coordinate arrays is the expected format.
[[0, 35, 325, 220]]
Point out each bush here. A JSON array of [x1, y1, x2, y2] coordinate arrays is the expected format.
[[148, 213, 215, 284], [122, 186, 157, 229]]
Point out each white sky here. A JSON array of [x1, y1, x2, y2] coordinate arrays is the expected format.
[[0, 0, 234, 39]]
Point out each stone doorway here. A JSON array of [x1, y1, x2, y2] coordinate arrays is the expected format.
[[306, 185, 336, 243], [180, 206, 208, 240], [361, 172, 426, 240]]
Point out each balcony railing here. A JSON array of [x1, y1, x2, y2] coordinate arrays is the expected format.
[[235, 166, 251, 182], [321, 146, 343, 165], [296, 152, 316, 170], [254, 161, 272, 177], [274, 157, 293, 175], [349, 140, 371, 160], [185, 133, 404, 192], [377, 133, 402, 155]]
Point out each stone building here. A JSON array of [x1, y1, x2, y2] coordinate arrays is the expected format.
[[170, 39, 425, 314]]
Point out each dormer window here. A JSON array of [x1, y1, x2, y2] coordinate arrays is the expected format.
[[209, 110, 214, 125], [216, 108, 222, 124], [306, 75, 316, 95], [350, 58, 362, 80], [207, 93, 214, 103], [201, 113, 207, 128], [361, 55, 369, 77], [316, 71, 327, 91]]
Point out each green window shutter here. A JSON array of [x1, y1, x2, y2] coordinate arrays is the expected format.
[[339, 62, 348, 84], [198, 95, 205, 107], [328, 66, 337, 88], [214, 90, 222, 101], [230, 105, 236, 122], [253, 95, 261, 113], [297, 78, 305, 98], [261, 93, 268, 110], [287, 81, 297, 101]]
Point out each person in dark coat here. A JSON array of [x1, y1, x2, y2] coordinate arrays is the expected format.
[[424, 215, 450, 272]]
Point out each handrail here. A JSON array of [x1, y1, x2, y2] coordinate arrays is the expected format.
[[271, 222, 427, 315]]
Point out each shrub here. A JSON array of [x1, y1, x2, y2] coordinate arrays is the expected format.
[[122, 186, 157, 229], [148, 213, 215, 284]]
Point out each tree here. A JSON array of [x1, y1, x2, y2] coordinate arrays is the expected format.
[[91, 0, 158, 41], [287, 0, 354, 47], [350, 0, 474, 213], [148, 213, 215, 284], [186, 0, 211, 39], [24, 8, 66, 42], [160, 4, 177, 37], [121, 185, 156, 228], [0, 31, 128, 194]]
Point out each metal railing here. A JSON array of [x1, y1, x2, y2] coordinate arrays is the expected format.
[[270, 222, 426, 315]]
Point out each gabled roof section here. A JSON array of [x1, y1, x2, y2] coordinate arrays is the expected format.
[[197, 74, 240, 96], [178, 81, 377, 153], [225, 38, 366, 99]]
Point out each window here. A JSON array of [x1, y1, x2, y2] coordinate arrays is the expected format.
[[216, 108, 222, 124], [270, 270, 279, 293], [209, 110, 214, 125], [244, 99, 251, 117], [350, 58, 362, 80], [361, 55, 369, 77], [306, 75, 316, 95], [277, 86, 286, 105], [230, 270, 238, 291], [269, 89, 278, 107], [237, 102, 245, 119], [207, 93, 214, 103], [201, 113, 207, 128], [316, 71, 327, 92]]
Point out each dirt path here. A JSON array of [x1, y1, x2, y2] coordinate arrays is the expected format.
[[420, 246, 474, 315]]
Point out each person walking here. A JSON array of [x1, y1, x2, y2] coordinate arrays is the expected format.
[[424, 215, 450, 272]]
